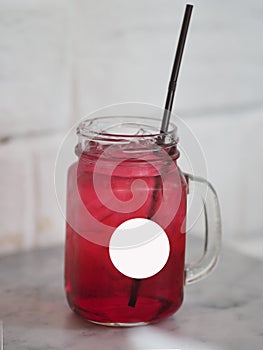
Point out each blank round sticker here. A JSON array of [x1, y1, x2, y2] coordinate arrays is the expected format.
[[109, 218, 170, 279]]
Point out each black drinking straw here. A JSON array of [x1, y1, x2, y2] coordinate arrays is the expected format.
[[160, 4, 193, 133], [128, 4, 194, 309]]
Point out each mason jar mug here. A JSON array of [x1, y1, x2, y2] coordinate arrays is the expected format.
[[64, 116, 221, 326]]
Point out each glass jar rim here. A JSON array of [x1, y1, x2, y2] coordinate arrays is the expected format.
[[77, 116, 178, 142]]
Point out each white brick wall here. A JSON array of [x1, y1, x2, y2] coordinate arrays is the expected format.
[[0, 0, 71, 254], [71, 0, 263, 116], [32, 133, 66, 248], [179, 109, 263, 240], [0, 0, 71, 138], [0, 139, 34, 254], [0, 0, 263, 255], [0, 134, 65, 255]]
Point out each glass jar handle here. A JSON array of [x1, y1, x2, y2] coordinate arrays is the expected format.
[[184, 173, 222, 284]]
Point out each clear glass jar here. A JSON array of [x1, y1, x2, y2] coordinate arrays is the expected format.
[[64, 116, 221, 326]]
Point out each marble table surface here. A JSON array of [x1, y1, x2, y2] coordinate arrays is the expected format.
[[0, 243, 262, 350]]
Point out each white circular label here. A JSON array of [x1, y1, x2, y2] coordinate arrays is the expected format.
[[109, 218, 170, 279]]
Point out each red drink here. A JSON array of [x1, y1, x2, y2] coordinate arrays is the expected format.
[[65, 117, 188, 325]]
